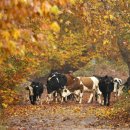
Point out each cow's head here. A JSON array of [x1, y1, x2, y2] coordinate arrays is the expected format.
[[26, 85, 35, 104], [101, 75, 114, 92], [26, 82, 40, 105], [61, 87, 71, 98], [104, 76, 113, 84], [31, 82, 39, 96]]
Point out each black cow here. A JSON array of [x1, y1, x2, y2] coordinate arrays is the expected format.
[[46, 72, 67, 103], [98, 75, 114, 106], [124, 77, 130, 91], [27, 81, 44, 105]]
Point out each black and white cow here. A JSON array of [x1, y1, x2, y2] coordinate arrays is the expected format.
[[113, 78, 123, 97], [97, 75, 114, 106], [46, 72, 67, 103], [117, 77, 130, 96], [26, 81, 44, 105]]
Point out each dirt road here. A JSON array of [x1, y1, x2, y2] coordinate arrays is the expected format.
[[1, 93, 130, 130]]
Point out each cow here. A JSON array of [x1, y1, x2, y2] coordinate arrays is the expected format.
[[26, 81, 44, 105], [61, 76, 102, 104], [97, 75, 114, 106], [124, 76, 130, 91], [117, 77, 130, 96], [46, 72, 67, 103], [113, 78, 123, 97], [61, 72, 76, 101]]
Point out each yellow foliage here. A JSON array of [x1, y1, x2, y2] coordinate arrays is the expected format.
[[0, 13, 3, 20], [109, 14, 115, 20], [19, 0, 27, 4], [104, 15, 109, 19], [69, 0, 76, 5], [50, 21, 60, 32], [12, 29, 20, 40], [103, 39, 110, 45], [50, 5, 60, 15], [2, 103, 8, 108], [19, 45, 25, 56], [7, 41, 16, 53], [2, 31, 10, 41]]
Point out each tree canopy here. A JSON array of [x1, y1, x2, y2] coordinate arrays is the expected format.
[[0, 0, 130, 107]]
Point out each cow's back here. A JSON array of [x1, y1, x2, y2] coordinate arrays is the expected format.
[[78, 77, 94, 90], [67, 76, 95, 91], [67, 78, 81, 91], [47, 72, 67, 94]]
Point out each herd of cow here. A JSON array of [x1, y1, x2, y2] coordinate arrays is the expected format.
[[26, 71, 129, 106]]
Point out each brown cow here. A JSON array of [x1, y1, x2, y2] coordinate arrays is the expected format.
[[61, 76, 102, 104]]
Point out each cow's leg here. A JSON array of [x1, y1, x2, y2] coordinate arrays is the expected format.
[[103, 93, 107, 106], [54, 91, 58, 103], [40, 98, 42, 105], [61, 96, 64, 103], [61, 96, 67, 103], [65, 96, 67, 102], [38, 95, 42, 105], [46, 93, 52, 104], [79, 92, 83, 104], [46, 95, 49, 103], [93, 90, 96, 102], [107, 92, 111, 106], [113, 92, 116, 100], [97, 94, 102, 104], [37, 97, 42, 105], [29, 96, 34, 105], [96, 87, 102, 104], [74, 94, 79, 102], [88, 93, 94, 103]]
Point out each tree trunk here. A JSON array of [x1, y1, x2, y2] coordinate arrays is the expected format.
[[117, 37, 130, 76]]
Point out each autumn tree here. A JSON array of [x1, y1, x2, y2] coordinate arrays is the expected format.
[[66, 0, 130, 74], [0, 0, 129, 107]]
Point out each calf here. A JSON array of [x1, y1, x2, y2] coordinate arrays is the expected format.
[[26, 81, 44, 105], [61, 76, 101, 104], [98, 75, 114, 106]]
